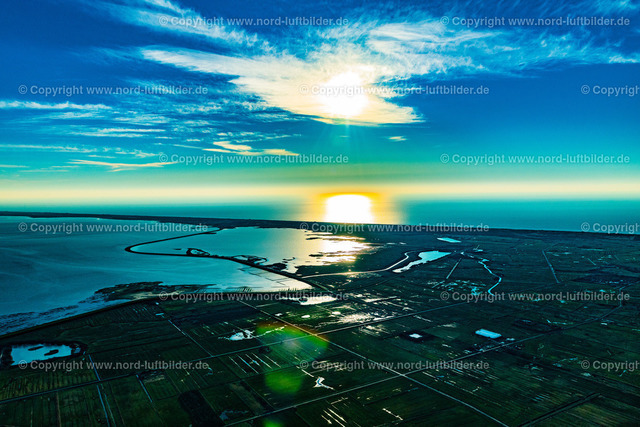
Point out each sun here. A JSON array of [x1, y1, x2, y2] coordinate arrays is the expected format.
[[323, 194, 375, 223], [317, 72, 369, 118]]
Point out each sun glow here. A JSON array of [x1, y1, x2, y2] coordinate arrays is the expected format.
[[323, 194, 375, 223], [317, 72, 369, 118]]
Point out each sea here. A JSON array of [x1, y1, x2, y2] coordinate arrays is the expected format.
[[8, 199, 638, 232]]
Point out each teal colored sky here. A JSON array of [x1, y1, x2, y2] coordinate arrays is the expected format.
[[0, 0, 639, 221]]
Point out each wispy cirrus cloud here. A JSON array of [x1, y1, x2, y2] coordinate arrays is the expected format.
[[139, 47, 420, 124], [69, 127, 167, 138], [0, 143, 158, 158], [11, 0, 640, 132], [363, 19, 639, 77], [0, 100, 111, 110], [176, 131, 302, 156], [205, 141, 299, 156], [125, 0, 638, 125], [89, 0, 264, 48], [21, 166, 78, 173], [68, 159, 176, 171], [0, 144, 98, 154], [388, 136, 407, 142], [212, 141, 254, 151]]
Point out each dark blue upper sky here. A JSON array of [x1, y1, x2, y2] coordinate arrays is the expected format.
[[0, 0, 639, 216]]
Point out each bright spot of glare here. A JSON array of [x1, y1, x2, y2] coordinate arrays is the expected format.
[[324, 194, 374, 223], [320, 237, 369, 263]]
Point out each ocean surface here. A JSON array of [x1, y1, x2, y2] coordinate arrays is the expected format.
[[8, 199, 639, 232]]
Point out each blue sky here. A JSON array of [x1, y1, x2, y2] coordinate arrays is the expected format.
[[0, 0, 639, 221]]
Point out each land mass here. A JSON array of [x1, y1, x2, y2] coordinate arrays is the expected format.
[[0, 211, 638, 426]]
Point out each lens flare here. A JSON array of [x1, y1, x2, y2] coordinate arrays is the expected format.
[[256, 324, 329, 395]]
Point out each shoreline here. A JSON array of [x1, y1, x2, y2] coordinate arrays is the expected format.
[[1, 209, 638, 237], [124, 230, 329, 291], [1, 210, 636, 338], [0, 287, 342, 340]]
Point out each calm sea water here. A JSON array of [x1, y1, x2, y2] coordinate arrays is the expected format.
[[401, 200, 640, 232], [0, 216, 371, 333], [12, 199, 639, 232]]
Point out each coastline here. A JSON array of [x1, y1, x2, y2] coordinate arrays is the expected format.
[[1, 210, 637, 337], [0, 287, 338, 340], [2, 209, 638, 237]]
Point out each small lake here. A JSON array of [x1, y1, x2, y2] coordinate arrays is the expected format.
[[8, 344, 75, 365], [393, 251, 450, 273]]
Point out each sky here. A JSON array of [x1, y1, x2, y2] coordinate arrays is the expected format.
[[0, 0, 639, 223]]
